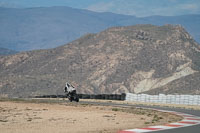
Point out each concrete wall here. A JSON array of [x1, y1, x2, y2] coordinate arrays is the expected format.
[[125, 93, 200, 105]]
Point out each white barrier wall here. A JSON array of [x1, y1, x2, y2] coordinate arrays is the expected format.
[[125, 93, 200, 105]]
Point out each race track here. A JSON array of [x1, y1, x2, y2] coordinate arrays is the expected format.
[[80, 101, 200, 133]]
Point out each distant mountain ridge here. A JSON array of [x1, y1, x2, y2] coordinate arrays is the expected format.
[[0, 47, 18, 55], [0, 24, 200, 97], [0, 6, 199, 51]]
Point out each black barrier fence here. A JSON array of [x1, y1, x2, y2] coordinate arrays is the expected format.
[[34, 93, 126, 101]]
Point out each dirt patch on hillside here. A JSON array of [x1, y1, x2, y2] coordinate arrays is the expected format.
[[0, 99, 182, 133]]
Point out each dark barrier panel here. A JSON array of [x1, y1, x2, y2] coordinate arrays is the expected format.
[[105, 94, 109, 99], [121, 93, 126, 100], [34, 93, 126, 101]]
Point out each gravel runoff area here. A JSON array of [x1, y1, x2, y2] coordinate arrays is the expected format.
[[0, 98, 182, 133]]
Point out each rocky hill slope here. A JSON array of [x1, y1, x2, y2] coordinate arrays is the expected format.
[[0, 24, 200, 97]]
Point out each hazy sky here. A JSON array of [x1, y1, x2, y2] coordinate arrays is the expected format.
[[0, 0, 200, 17]]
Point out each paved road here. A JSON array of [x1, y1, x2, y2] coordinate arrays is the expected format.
[[80, 101, 200, 133], [135, 105, 200, 133]]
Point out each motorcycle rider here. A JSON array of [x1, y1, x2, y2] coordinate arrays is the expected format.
[[64, 82, 76, 97]]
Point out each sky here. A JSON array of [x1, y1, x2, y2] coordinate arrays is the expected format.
[[0, 0, 200, 17]]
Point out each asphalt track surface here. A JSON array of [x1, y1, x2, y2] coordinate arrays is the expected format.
[[80, 101, 200, 133]]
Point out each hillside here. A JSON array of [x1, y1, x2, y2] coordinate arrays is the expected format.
[[0, 7, 199, 51], [0, 24, 200, 97]]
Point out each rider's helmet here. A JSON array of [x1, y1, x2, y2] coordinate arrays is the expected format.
[[66, 82, 70, 88]]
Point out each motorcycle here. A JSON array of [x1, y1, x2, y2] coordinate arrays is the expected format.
[[67, 92, 79, 102]]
